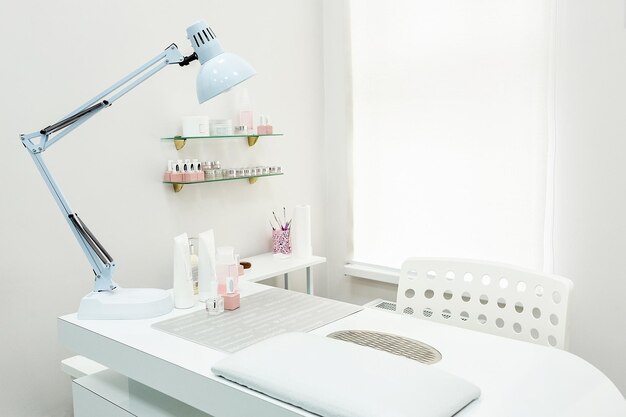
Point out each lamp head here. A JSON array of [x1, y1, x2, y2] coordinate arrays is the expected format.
[[186, 20, 256, 103]]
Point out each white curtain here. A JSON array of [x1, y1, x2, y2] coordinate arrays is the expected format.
[[350, 0, 555, 270]]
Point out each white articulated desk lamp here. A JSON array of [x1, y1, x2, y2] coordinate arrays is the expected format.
[[20, 20, 255, 320]]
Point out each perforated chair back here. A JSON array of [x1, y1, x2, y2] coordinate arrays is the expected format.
[[396, 258, 573, 349]]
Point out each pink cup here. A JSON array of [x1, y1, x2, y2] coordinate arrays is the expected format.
[[272, 230, 291, 255]]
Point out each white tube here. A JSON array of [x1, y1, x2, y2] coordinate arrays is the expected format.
[[198, 229, 217, 301], [292, 205, 312, 258], [173, 233, 195, 309]]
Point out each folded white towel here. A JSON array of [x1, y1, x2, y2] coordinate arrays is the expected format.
[[212, 332, 480, 417]]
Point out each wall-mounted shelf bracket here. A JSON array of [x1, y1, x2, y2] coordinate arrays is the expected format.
[[173, 137, 186, 150], [247, 136, 259, 147]]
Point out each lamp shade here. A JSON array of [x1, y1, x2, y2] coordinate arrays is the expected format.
[[196, 52, 256, 103], [186, 20, 256, 103]]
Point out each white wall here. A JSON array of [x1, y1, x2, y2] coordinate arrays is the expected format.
[[553, 0, 626, 395], [0, 1, 325, 415]]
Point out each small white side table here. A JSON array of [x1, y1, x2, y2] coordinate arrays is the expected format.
[[240, 253, 326, 294]]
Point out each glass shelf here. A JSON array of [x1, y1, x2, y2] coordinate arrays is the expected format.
[[161, 133, 283, 149], [163, 173, 284, 192]]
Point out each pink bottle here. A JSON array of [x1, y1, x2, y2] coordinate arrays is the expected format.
[[194, 160, 204, 181], [163, 160, 173, 181], [216, 247, 236, 295], [182, 159, 192, 182], [256, 115, 273, 135], [170, 161, 184, 182], [223, 276, 240, 310], [238, 88, 254, 134]]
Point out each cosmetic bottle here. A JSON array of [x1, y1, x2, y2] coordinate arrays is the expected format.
[[189, 241, 199, 295], [223, 276, 240, 310], [205, 281, 224, 315], [171, 160, 183, 182], [189, 160, 197, 182], [198, 229, 217, 301], [182, 159, 192, 182], [163, 160, 173, 182], [216, 246, 236, 295], [173, 233, 196, 309], [264, 116, 273, 134], [257, 115, 273, 135], [193, 159, 204, 181], [238, 88, 254, 134]]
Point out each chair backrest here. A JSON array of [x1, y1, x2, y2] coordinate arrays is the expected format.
[[396, 258, 573, 349]]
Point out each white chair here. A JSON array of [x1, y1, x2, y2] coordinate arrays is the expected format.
[[396, 258, 573, 349]]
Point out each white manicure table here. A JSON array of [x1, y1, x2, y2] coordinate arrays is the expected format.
[[58, 282, 626, 417]]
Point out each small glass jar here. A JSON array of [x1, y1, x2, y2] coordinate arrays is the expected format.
[[226, 169, 237, 178], [206, 296, 224, 315], [204, 169, 216, 180], [213, 161, 221, 170], [269, 166, 277, 174], [243, 168, 252, 177]]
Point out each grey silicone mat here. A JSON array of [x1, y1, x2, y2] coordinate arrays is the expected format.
[[152, 288, 363, 353]]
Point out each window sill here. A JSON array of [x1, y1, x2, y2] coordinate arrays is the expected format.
[[343, 262, 400, 285]]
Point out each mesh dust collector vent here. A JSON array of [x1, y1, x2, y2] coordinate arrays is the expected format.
[[327, 330, 442, 365], [374, 301, 397, 312]]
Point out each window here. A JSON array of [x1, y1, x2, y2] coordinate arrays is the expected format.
[[350, 0, 555, 270]]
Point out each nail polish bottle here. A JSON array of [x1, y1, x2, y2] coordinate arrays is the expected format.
[[206, 279, 224, 315], [257, 116, 266, 135], [216, 246, 236, 295], [257, 116, 273, 135], [194, 159, 204, 181], [223, 276, 240, 310], [170, 160, 183, 182], [264, 116, 273, 134], [228, 263, 239, 292], [163, 160, 173, 182], [183, 159, 192, 182]]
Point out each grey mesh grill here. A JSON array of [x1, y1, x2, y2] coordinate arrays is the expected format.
[[327, 330, 442, 364], [375, 301, 397, 312]]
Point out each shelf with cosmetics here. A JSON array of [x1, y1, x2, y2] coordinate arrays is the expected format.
[[163, 162, 284, 193], [161, 133, 283, 150], [163, 111, 284, 192]]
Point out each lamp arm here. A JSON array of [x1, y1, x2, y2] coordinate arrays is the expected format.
[[20, 44, 188, 292]]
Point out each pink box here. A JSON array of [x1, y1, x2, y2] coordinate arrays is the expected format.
[[224, 292, 240, 310], [196, 171, 205, 181], [182, 172, 193, 182], [170, 172, 183, 182], [163, 172, 172, 181]]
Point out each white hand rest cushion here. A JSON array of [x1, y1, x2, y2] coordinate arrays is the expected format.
[[212, 332, 480, 417]]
